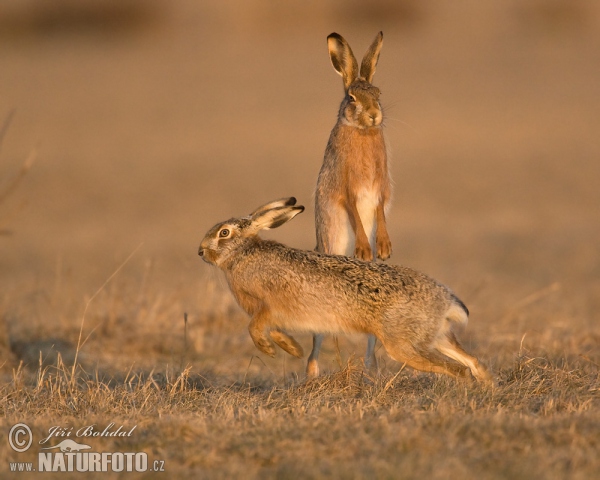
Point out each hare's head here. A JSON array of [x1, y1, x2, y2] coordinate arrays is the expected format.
[[198, 197, 305, 267], [328, 32, 384, 129]]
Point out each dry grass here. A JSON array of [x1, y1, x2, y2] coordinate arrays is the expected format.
[[1, 1, 600, 478], [1, 345, 599, 479], [1, 273, 599, 479]]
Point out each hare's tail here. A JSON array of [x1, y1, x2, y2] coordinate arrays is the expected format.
[[446, 295, 469, 327], [433, 295, 494, 384]]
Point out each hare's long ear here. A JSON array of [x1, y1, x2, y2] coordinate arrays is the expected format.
[[250, 197, 297, 217], [328, 33, 358, 91], [251, 205, 305, 232], [360, 31, 383, 83]]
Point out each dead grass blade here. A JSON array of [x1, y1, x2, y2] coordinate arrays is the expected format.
[[70, 243, 144, 387]]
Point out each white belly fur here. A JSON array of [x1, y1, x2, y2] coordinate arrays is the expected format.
[[356, 188, 379, 254], [329, 204, 354, 256], [274, 309, 361, 335], [324, 188, 379, 256]]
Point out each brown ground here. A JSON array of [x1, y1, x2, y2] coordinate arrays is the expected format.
[[1, 1, 599, 478]]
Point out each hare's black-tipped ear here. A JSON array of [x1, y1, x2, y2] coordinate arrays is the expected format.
[[250, 197, 297, 217], [360, 31, 383, 83], [327, 32, 358, 91], [251, 206, 304, 232]]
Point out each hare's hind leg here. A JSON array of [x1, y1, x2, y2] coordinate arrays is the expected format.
[[436, 332, 493, 384], [307, 334, 324, 378], [310, 204, 353, 377], [364, 335, 378, 372], [402, 353, 471, 379], [308, 334, 378, 377], [381, 339, 471, 379]]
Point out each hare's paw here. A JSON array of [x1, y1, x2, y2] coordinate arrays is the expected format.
[[250, 335, 276, 357], [355, 238, 374, 261], [376, 233, 392, 260], [306, 359, 320, 378], [256, 339, 276, 357], [473, 363, 496, 387], [270, 330, 304, 358]]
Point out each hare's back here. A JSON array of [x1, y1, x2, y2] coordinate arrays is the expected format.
[[244, 243, 454, 313], [306, 252, 457, 313]]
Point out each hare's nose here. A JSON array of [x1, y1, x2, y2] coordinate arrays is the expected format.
[[370, 112, 382, 126], [198, 247, 204, 257]]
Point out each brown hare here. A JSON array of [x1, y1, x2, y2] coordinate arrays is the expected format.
[[312, 32, 393, 377], [198, 198, 493, 384]]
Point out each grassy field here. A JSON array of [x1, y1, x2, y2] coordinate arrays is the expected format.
[[1, 1, 599, 478]]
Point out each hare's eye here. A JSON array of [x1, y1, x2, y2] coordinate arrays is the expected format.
[[348, 94, 357, 102], [219, 228, 230, 238]]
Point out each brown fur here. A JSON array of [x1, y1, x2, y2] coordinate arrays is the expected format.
[[311, 32, 393, 376], [315, 32, 392, 262], [318, 123, 392, 260], [198, 199, 493, 385]]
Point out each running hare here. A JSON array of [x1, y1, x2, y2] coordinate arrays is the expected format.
[[198, 198, 492, 384], [312, 32, 392, 376]]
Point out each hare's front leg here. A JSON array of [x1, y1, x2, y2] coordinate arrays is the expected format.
[[270, 330, 304, 358], [345, 199, 373, 261], [375, 203, 392, 260], [248, 310, 304, 358], [248, 310, 277, 357]]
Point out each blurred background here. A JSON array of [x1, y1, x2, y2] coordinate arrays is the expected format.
[[1, 0, 598, 376]]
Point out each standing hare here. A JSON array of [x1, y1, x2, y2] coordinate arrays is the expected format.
[[312, 32, 393, 376], [198, 198, 493, 385]]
